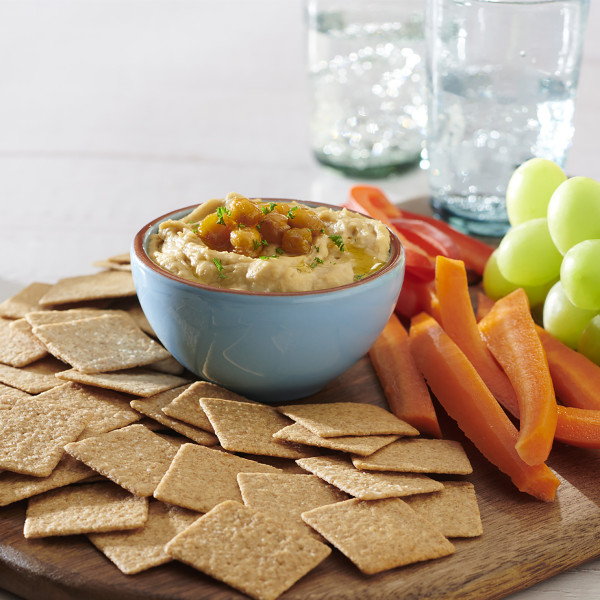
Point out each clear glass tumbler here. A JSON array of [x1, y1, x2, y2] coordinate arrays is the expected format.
[[425, 0, 589, 237], [306, 0, 427, 178]]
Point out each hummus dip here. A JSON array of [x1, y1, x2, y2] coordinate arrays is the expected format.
[[148, 193, 391, 293]]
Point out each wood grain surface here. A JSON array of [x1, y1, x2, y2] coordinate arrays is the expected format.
[[2, 356, 600, 600]]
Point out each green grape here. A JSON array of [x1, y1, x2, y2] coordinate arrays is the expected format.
[[547, 176, 600, 255], [560, 239, 600, 310], [506, 158, 566, 226], [578, 315, 600, 366], [542, 281, 597, 348], [483, 249, 554, 306], [496, 218, 562, 287]]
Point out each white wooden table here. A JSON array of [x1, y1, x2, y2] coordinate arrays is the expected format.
[[1, 1, 600, 598]]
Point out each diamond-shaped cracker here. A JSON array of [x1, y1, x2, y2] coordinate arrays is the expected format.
[[201, 398, 316, 459], [238, 472, 348, 540], [24, 481, 148, 538], [38, 270, 136, 307], [0, 282, 51, 319], [64, 424, 180, 497], [24, 308, 107, 327], [32, 313, 171, 373], [0, 455, 95, 507], [89, 500, 199, 574], [352, 438, 473, 475], [278, 402, 420, 438], [153, 443, 280, 513], [0, 397, 88, 477], [124, 304, 155, 337], [301, 497, 454, 574], [295, 456, 443, 500], [148, 356, 185, 375], [165, 500, 331, 600], [403, 481, 483, 538], [93, 261, 132, 272], [0, 318, 48, 367], [162, 380, 254, 432], [56, 367, 189, 397], [274, 423, 399, 457], [0, 382, 31, 404], [131, 387, 218, 446], [0, 362, 61, 394], [35, 382, 141, 438]]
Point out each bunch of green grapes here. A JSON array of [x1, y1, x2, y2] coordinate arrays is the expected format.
[[483, 158, 600, 363]]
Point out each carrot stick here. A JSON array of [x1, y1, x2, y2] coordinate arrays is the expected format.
[[435, 256, 519, 416], [479, 289, 558, 466], [369, 314, 442, 438], [536, 325, 600, 411], [409, 313, 560, 502], [476, 291, 495, 322], [554, 406, 600, 448]]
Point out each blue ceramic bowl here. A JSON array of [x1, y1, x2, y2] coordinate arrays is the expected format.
[[131, 200, 405, 403]]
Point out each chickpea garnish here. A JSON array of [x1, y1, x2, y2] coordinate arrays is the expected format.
[[194, 195, 328, 259]]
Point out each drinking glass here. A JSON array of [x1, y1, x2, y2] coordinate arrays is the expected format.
[[306, 0, 427, 178], [425, 0, 589, 236]]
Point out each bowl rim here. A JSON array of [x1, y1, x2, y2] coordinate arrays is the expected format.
[[132, 198, 405, 298]]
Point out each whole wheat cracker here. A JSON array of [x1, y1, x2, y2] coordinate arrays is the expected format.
[[88, 500, 199, 574], [0, 318, 48, 367], [0, 397, 88, 477], [201, 398, 316, 459], [0, 455, 95, 507], [0, 382, 31, 404], [130, 386, 218, 446], [38, 270, 137, 307], [56, 367, 189, 397], [162, 380, 254, 432], [24, 308, 108, 327], [64, 424, 180, 497], [24, 481, 148, 538], [165, 500, 331, 600], [296, 455, 443, 500], [153, 443, 281, 513], [301, 497, 454, 574], [403, 481, 483, 538], [0, 282, 52, 319], [34, 382, 141, 438], [31, 312, 171, 373], [278, 402, 420, 438], [352, 438, 473, 475], [273, 423, 400, 457], [0, 362, 61, 394], [238, 472, 349, 541]]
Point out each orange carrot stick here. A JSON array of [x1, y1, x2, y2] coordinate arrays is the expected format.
[[369, 314, 442, 438], [554, 406, 600, 448], [476, 291, 495, 322], [536, 325, 600, 411], [435, 256, 519, 416], [479, 289, 558, 466], [409, 313, 560, 502]]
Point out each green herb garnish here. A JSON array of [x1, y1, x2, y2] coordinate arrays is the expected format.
[[213, 258, 226, 278], [275, 247, 284, 255], [354, 273, 365, 281], [261, 202, 277, 215], [287, 206, 299, 219], [216, 206, 231, 225], [328, 235, 345, 252]]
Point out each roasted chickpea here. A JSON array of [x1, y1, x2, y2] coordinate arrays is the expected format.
[[281, 227, 312, 255], [272, 203, 291, 216], [230, 227, 263, 257], [288, 207, 324, 232], [260, 211, 290, 245], [227, 196, 263, 227], [197, 213, 232, 251]]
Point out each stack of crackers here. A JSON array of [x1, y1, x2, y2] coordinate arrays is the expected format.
[[0, 256, 483, 600]]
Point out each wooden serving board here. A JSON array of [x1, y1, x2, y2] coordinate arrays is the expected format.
[[2, 356, 600, 600]]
